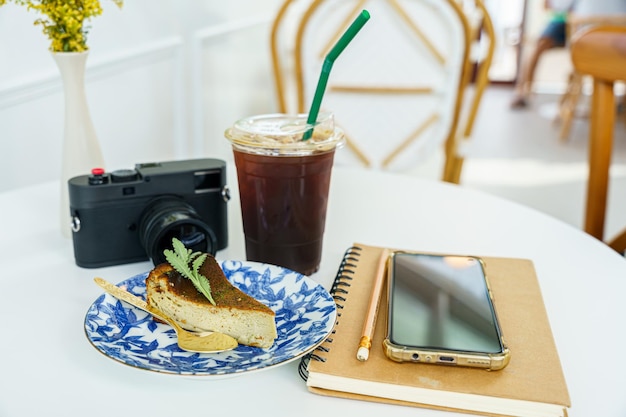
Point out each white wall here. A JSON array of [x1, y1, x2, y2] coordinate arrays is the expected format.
[[0, 0, 281, 192]]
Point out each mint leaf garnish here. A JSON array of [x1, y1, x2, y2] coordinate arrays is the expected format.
[[163, 238, 216, 306]]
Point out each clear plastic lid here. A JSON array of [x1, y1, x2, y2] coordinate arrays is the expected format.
[[224, 113, 344, 156]]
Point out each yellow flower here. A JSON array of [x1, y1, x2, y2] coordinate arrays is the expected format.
[[0, 0, 122, 52]]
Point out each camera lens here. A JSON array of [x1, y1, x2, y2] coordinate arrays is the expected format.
[[139, 197, 217, 265]]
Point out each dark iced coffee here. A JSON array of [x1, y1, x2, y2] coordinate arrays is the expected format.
[[225, 113, 344, 275]]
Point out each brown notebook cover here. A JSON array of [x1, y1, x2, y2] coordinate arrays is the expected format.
[[304, 243, 571, 417]]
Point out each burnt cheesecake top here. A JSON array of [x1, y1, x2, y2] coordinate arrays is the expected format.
[[148, 259, 274, 314]]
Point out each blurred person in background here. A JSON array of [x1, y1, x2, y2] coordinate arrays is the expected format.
[[510, 0, 572, 109], [510, 0, 626, 110]]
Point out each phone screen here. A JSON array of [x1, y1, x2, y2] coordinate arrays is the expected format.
[[388, 253, 504, 354]]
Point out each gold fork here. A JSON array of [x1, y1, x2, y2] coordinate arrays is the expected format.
[[94, 277, 238, 353]]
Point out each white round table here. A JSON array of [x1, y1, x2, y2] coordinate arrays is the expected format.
[[1, 166, 624, 416]]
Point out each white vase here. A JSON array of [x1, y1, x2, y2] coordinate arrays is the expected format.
[[53, 52, 105, 238]]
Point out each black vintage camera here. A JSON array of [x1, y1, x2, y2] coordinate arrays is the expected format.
[[68, 158, 230, 268]]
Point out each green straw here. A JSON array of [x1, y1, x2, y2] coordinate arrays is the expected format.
[[303, 9, 371, 140]]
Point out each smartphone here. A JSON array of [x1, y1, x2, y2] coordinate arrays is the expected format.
[[383, 251, 510, 370]]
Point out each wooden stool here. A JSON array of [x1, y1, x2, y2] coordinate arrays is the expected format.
[[570, 25, 626, 252], [558, 14, 626, 142]]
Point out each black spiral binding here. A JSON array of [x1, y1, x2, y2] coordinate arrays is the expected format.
[[298, 245, 363, 381]]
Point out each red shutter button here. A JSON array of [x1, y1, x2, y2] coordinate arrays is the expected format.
[[88, 167, 108, 185]]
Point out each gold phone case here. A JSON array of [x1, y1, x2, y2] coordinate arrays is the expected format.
[[383, 251, 511, 371], [382, 339, 510, 370]]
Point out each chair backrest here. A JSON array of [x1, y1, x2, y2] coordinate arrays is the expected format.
[[270, 0, 315, 114], [276, 0, 471, 175], [454, 0, 495, 139], [443, 0, 495, 183], [571, 25, 626, 82]]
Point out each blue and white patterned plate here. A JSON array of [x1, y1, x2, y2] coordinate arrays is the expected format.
[[84, 260, 336, 377]]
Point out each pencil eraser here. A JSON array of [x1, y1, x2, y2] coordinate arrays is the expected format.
[[357, 347, 369, 361]]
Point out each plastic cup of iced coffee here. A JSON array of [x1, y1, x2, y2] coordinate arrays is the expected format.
[[225, 112, 344, 276]]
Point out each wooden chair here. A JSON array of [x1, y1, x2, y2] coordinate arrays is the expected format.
[[271, 0, 472, 179], [557, 14, 626, 142], [570, 24, 626, 252], [444, 0, 496, 183], [270, 0, 314, 115]]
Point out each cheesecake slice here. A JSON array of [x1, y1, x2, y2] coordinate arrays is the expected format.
[[145, 256, 277, 348]]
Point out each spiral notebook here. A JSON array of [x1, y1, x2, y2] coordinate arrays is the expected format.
[[300, 243, 571, 417]]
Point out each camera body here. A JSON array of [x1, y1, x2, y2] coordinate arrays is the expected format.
[[69, 158, 230, 268]]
